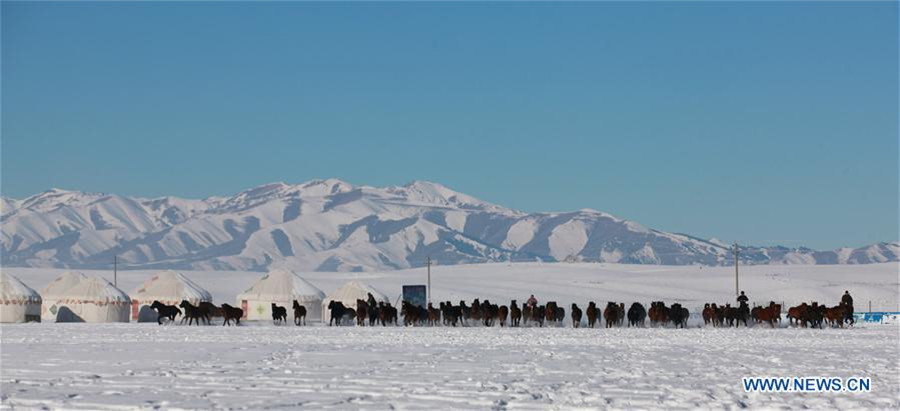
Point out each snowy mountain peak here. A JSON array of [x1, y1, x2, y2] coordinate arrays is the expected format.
[[300, 178, 355, 196], [1, 180, 896, 271]]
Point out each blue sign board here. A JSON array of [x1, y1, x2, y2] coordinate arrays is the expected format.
[[402, 285, 427, 308]]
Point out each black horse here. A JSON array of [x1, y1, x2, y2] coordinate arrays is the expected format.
[[292, 300, 307, 326], [221, 303, 243, 326], [571, 303, 583, 328], [150, 301, 181, 325], [734, 302, 750, 327], [178, 300, 204, 325], [669, 303, 687, 328], [627, 302, 646, 327], [328, 300, 350, 326], [271, 303, 288, 325]]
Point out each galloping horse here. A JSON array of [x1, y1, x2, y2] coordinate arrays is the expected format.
[[509, 300, 521, 327], [603, 302, 621, 328], [221, 303, 243, 326], [271, 303, 288, 325], [627, 302, 646, 327], [669, 303, 687, 328], [648, 302, 668, 327], [427, 303, 441, 326], [570, 303, 583, 328], [293, 300, 307, 326], [755, 302, 781, 328], [356, 300, 369, 326], [497, 305, 509, 327], [328, 301, 350, 326], [823, 304, 847, 328], [586, 302, 599, 328], [179, 300, 205, 325], [702, 303, 714, 326], [199, 302, 221, 324], [150, 301, 181, 325]]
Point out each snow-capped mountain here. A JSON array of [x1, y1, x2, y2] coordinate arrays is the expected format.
[[2, 179, 897, 271]]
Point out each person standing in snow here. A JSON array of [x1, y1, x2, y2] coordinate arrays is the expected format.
[[527, 294, 538, 309]]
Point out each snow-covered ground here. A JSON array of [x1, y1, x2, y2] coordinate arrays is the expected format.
[[1, 323, 898, 409], [2, 262, 898, 409]]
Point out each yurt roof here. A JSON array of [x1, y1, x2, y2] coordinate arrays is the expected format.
[[40, 271, 89, 300], [0, 272, 42, 303], [237, 268, 325, 302], [325, 280, 389, 303], [131, 270, 212, 303], [56, 275, 131, 304]]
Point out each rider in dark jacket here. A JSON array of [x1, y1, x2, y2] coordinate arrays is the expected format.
[[841, 291, 853, 306], [841, 291, 854, 325], [737, 291, 749, 306]]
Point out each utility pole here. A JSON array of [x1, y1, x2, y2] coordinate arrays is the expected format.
[[114, 255, 118, 287], [733, 242, 739, 297], [426, 256, 431, 304]]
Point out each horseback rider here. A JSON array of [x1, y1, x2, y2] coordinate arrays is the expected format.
[[526, 294, 538, 309], [737, 291, 749, 306], [841, 290, 853, 307], [841, 290, 854, 325], [367, 292, 377, 308]]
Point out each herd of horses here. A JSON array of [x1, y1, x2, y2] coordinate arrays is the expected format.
[[149, 298, 856, 329], [149, 300, 245, 326]]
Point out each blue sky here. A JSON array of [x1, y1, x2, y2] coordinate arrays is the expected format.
[[2, 2, 897, 249]]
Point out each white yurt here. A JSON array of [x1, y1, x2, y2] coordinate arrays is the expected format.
[[1, 272, 42, 323], [40, 271, 89, 322], [236, 269, 326, 321], [46, 275, 131, 323], [130, 270, 213, 322], [322, 280, 390, 321]]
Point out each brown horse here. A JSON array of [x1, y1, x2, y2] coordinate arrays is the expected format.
[[586, 301, 599, 328], [824, 305, 846, 328], [787, 303, 808, 327], [702, 303, 714, 325], [648, 301, 669, 326], [522, 303, 532, 326], [198, 301, 221, 325], [498, 305, 509, 327], [603, 302, 620, 328], [356, 299, 369, 326], [221, 303, 243, 326], [427, 303, 441, 326], [755, 302, 781, 328], [471, 299, 482, 322]]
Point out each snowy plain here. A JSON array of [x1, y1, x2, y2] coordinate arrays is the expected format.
[[1, 262, 899, 409]]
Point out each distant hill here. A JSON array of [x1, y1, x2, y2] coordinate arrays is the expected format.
[[2, 179, 896, 271]]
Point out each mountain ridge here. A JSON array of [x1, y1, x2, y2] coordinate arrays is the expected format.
[[2, 179, 897, 271]]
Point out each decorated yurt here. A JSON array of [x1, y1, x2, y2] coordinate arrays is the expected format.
[[322, 280, 390, 321], [1, 272, 42, 323], [236, 269, 326, 321], [130, 270, 213, 322], [45, 275, 131, 323], [40, 271, 89, 322]]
